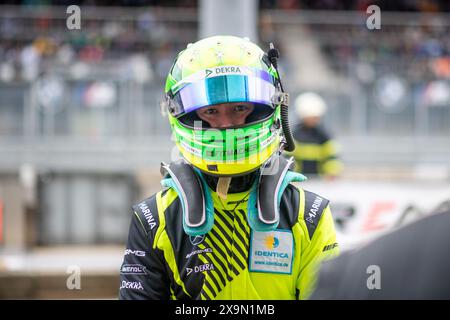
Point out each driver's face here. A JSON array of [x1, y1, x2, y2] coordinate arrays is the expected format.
[[196, 102, 254, 128]]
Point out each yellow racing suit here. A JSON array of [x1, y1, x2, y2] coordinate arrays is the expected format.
[[119, 177, 339, 300]]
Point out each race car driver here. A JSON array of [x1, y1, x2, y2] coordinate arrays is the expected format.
[[119, 36, 339, 300]]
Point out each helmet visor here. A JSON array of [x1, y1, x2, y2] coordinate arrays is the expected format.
[[169, 69, 276, 117]]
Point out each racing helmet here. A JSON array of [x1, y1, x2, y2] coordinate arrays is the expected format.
[[164, 35, 284, 176]]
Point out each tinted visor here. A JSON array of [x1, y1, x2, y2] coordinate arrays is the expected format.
[[169, 70, 276, 117]]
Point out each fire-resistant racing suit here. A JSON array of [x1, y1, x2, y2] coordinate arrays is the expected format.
[[119, 175, 339, 300]]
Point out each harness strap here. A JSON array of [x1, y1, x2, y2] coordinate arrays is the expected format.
[[160, 155, 306, 235], [247, 155, 307, 231], [160, 160, 214, 236]]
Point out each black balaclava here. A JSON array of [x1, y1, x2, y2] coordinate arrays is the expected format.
[[203, 171, 258, 194]]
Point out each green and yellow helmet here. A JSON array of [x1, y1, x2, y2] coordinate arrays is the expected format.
[[164, 35, 283, 176]]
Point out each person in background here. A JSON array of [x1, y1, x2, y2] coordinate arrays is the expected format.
[[285, 92, 343, 179]]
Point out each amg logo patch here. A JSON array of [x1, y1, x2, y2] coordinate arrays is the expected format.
[[323, 243, 338, 252], [124, 249, 146, 257]]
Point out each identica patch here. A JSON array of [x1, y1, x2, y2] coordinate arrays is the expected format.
[[249, 230, 293, 274]]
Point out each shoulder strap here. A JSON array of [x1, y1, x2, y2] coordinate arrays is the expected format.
[[160, 156, 307, 235], [160, 160, 214, 236], [247, 154, 307, 231]]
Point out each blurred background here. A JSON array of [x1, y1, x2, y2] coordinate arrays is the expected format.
[[0, 0, 449, 299]]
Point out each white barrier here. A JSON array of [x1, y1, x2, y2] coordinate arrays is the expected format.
[[297, 179, 450, 251]]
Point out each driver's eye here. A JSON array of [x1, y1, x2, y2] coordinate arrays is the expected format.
[[234, 104, 249, 112], [203, 108, 218, 115]]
